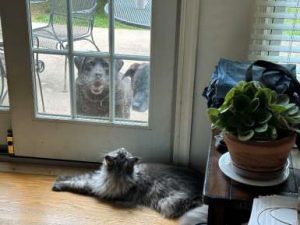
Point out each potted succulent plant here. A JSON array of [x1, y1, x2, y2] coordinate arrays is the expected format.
[[208, 81, 300, 178]]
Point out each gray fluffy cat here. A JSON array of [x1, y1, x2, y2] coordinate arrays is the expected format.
[[52, 148, 207, 225]]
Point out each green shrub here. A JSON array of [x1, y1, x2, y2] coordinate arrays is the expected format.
[[208, 81, 300, 141]]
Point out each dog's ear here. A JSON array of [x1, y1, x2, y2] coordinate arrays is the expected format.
[[123, 63, 140, 78], [115, 59, 124, 72], [74, 56, 85, 72]]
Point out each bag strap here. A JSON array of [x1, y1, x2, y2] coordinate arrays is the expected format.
[[246, 60, 300, 95]]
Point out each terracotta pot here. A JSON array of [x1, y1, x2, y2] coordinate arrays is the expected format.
[[223, 132, 296, 173]]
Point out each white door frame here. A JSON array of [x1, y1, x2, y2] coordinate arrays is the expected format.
[[173, 0, 200, 165]]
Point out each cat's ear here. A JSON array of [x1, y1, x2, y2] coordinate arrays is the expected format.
[[105, 155, 114, 167], [126, 157, 139, 171]]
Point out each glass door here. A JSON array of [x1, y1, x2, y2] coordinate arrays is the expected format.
[[0, 0, 178, 162]]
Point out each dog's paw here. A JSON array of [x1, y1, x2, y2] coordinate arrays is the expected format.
[[52, 181, 64, 192]]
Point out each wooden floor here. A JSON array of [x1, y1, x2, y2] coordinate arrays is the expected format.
[[0, 172, 178, 225]]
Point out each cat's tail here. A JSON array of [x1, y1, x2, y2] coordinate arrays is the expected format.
[[179, 205, 208, 225]]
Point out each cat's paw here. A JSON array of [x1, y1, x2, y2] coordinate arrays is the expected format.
[[56, 175, 72, 182], [52, 181, 63, 192]]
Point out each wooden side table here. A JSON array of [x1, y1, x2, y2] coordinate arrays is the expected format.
[[202, 132, 300, 225]]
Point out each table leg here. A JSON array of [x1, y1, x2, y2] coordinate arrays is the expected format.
[[207, 204, 225, 225]]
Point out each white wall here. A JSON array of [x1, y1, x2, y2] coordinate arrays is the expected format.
[[190, 0, 255, 170]]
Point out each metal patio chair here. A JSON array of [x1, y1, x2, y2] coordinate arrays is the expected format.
[[0, 42, 45, 111], [0, 43, 7, 106], [32, 0, 99, 92]]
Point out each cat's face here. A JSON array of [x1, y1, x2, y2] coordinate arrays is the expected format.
[[104, 148, 139, 175]]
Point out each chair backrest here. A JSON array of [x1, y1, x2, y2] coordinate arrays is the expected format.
[[49, 0, 97, 38], [51, 0, 97, 16]]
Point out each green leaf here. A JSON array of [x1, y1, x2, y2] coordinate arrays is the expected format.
[[256, 111, 272, 124], [236, 81, 247, 89], [276, 94, 289, 105], [215, 119, 226, 128], [220, 106, 231, 114], [233, 94, 251, 111], [289, 113, 300, 119], [286, 105, 299, 116], [243, 117, 255, 127], [270, 91, 278, 104], [294, 128, 300, 134], [254, 123, 268, 133], [224, 88, 236, 105], [251, 81, 264, 90], [255, 89, 269, 107], [286, 103, 296, 110], [270, 104, 288, 113], [276, 115, 290, 129], [207, 108, 220, 124], [244, 85, 256, 99], [249, 98, 260, 112], [238, 129, 255, 141], [266, 90, 277, 104], [286, 116, 300, 124]]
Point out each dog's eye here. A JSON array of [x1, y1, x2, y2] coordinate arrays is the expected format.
[[102, 62, 109, 68], [87, 61, 95, 67]]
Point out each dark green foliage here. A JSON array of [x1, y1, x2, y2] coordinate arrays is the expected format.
[[208, 81, 300, 141]]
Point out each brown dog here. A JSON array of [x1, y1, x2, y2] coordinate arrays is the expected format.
[[75, 56, 132, 118]]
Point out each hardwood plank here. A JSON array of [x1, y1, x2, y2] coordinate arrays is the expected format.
[[0, 162, 93, 176], [0, 172, 178, 225]]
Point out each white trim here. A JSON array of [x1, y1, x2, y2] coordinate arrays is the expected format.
[[173, 0, 200, 165]]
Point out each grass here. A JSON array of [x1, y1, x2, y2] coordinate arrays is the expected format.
[[283, 7, 300, 35], [31, 0, 138, 29]]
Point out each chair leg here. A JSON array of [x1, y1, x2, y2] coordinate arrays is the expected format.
[[58, 43, 68, 92], [63, 56, 68, 92], [0, 91, 8, 105], [90, 34, 100, 51], [0, 59, 5, 105], [35, 52, 46, 112]]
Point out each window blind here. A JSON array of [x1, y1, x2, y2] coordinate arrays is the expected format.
[[249, 0, 300, 77]]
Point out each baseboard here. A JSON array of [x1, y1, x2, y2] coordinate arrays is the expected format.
[[0, 154, 101, 176]]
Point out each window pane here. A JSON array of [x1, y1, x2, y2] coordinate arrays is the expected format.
[[30, 0, 69, 50], [28, 0, 151, 124], [72, 0, 109, 52], [116, 60, 149, 123], [114, 0, 151, 56], [34, 53, 71, 116], [0, 19, 9, 108], [74, 55, 110, 120]]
